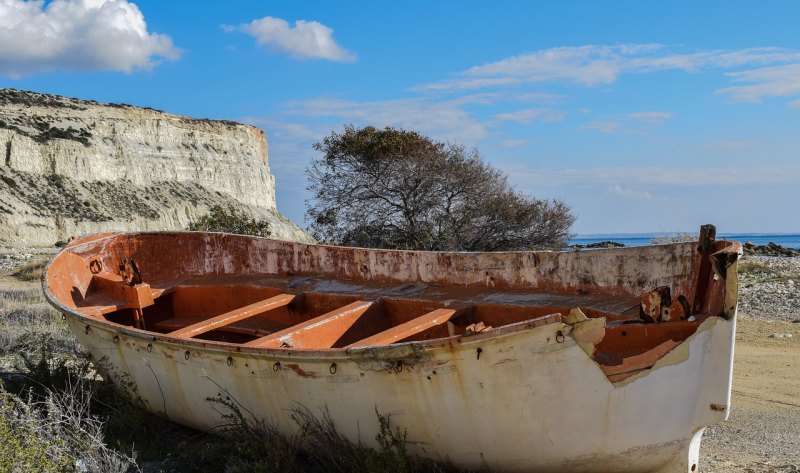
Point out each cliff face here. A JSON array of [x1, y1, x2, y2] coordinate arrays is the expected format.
[[0, 89, 311, 246]]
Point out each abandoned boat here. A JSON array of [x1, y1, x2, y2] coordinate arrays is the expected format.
[[43, 225, 741, 473]]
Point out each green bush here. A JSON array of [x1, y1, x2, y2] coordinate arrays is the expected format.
[[188, 205, 271, 237], [0, 389, 74, 473]]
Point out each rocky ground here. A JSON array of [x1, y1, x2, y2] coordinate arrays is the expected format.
[[738, 256, 800, 323], [0, 245, 55, 273], [1, 251, 799, 471]]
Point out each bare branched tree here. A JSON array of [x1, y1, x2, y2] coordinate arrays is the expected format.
[[306, 125, 575, 251]]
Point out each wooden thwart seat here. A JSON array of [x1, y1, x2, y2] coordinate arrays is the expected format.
[[169, 294, 294, 339], [347, 308, 458, 348], [154, 317, 288, 338], [244, 300, 373, 349]]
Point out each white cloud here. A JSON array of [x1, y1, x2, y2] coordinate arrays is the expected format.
[[706, 140, 756, 152], [581, 120, 620, 134], [281, 97, 487, 142], [494, 108, 565, 124], [581, 111, 672, 134], [461, 44, 658, 86], [416, 44, 800, 107], [499, 139, 534, 148], [509, 165, 800, 188], [0, 0, 180, 77], [610, 184, 652, 201], [717, 63, 800, 103], [414, 77, 518, 92], [628, 111, 673, 123], [237, 16, 355, 62]]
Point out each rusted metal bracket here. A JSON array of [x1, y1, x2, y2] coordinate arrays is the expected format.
[[639, 286, 690, 323], [119, 257, 142, 286]]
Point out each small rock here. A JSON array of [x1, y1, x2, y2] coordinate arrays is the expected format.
[[770, 333, 793, 339], [586, 241, 625, 249]]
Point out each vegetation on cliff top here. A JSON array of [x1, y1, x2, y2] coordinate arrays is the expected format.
[[188, 205, 272, 237]]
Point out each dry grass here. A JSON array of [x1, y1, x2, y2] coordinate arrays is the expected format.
[[0, 378, 138, 473], [204, 392, 454, 473], [0, 287, 77, 360], [11, 258, 49, 282]]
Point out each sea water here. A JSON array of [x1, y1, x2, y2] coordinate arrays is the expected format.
[[570, 233, 800, 250]]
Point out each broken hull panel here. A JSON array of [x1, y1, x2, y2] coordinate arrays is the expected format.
[[43, 230, 741, 473]]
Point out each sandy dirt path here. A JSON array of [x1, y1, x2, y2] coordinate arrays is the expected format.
[[703, 315, 800, 472]]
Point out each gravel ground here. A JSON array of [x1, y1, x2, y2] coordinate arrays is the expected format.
[[738, 255, 800, 323], [0, 246, 56, 273]]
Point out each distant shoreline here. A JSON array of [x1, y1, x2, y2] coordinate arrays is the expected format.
[[573, 232, 800, 239], [570, 233, 800, 250]]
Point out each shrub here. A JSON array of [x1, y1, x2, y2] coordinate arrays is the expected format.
[[188, 205, 272, 237], [12, 258, 49, 282]]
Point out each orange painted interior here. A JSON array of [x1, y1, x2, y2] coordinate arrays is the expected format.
[[45, 232, 741, 382]]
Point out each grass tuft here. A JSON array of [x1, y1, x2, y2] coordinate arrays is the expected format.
[[11, 258, 49, 282]]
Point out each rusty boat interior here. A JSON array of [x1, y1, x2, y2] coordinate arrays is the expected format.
[[45, 225, 741, 383]]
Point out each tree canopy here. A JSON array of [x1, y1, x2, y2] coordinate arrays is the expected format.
[[306, 125, 575, 252]]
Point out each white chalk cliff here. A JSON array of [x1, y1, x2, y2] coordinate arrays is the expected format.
[[0, 89, 311, 247]]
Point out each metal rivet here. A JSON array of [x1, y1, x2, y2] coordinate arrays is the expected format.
[[146, 343, 153, 352], [112, 335, 119, 344], [184, 351, 190, 360], [226, 356, 233, 366], [329, 363, 337, 374], [556, 331, 565, 343], [273, 362, 281, 371]]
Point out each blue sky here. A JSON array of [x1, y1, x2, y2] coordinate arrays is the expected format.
[[1, 1, 799, 234]]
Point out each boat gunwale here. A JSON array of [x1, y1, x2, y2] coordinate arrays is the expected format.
[[42, 231, 742, 360]]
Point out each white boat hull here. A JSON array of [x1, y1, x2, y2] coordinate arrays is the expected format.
[[66, 307, 735, 473]]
